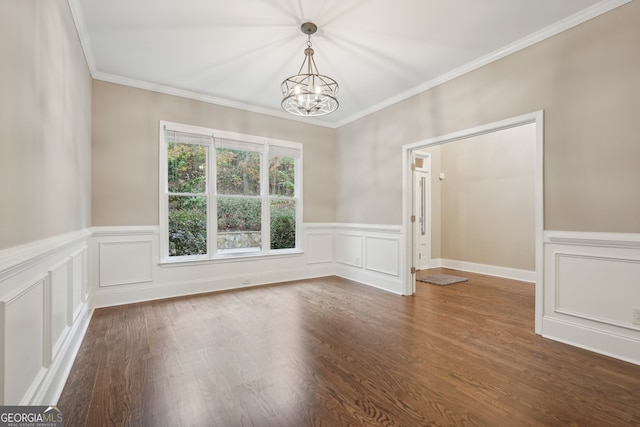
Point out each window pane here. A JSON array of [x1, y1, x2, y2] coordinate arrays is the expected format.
[[271, 199, 296, 250], [168, 143, 207, 194], [216, 149, 260, 195], [269, 156, 295, 197], [168, 196, 207, 257], [217, 197, 261, 252]]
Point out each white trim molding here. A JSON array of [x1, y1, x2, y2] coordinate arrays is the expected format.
[[401, 111, 545, 334], [545, 230, 640, 249], [333, 224, 403, 294], [90, 223, 336, 307], [431, 259, 536, 283], [91, 226, 159, 238], [543, 230, 640, 366], [336, 0, 631, 127], [87, 225, 640, 368], [0, 230, 90, 283], [90, 223, 404, 307], [67, 0, 630, 129], [0, 230, 92, 404]]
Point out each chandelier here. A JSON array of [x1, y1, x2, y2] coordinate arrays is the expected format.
[[281, 22, 339, 117]]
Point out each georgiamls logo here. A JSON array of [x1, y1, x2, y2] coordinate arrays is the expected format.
[[45, 406, 62, 415]]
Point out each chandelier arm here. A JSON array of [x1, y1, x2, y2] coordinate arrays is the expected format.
[[308, 54, 320, 75], [296, 55, 307, 75], [307, 55, 314, 76]]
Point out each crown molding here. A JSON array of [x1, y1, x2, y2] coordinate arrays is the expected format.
[[334, 0, 632, 127], [67, 0, 631, 130], [92, 72, 338, 128], [67, 0, 96, 74]]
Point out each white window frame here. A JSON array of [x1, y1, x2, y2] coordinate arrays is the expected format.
[[159, 121, 303, 264]]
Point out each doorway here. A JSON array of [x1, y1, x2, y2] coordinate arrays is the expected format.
[[412, 155, 431, 271], [401, 111, 544, 334]]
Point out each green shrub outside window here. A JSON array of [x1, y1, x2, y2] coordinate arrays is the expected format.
[[164, 125, 300, 259]]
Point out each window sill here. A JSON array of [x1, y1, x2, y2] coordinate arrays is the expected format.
[[158, 249, 304, 268]]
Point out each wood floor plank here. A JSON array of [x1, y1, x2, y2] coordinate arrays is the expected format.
[[59, 270, 640, 426]]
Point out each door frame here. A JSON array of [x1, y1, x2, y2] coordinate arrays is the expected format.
[[400, 111, 544, 335], [412, 155, 431, 280]]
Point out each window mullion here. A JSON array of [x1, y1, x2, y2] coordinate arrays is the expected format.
[[262, 145, 270, 253], [209, 144, 216, 258], [167, 192, 207, 197]]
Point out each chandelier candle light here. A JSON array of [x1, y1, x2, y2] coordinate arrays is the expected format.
[[281, 22, 339, 116]]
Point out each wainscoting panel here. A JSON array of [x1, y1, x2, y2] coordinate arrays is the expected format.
[[70, 248, 87, 321], [92, 223, 405, 306], [544, 231, 640, 365], [365, 236, 399, 276], [99, 241, 153, 287], [92, 225, 341, 307], [334, 224, 403, 294], [555, 253, 640, 328], [0, 230, 92, 405], [305, 232, 333, 265], [49, 260, 70, 359], [1, 278, 46, 405], [335, 233, 363, 268]]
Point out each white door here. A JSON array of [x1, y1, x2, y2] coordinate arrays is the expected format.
[[413, 169, 431, 270]]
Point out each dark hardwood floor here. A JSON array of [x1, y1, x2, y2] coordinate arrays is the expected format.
[[59, 269, 640, 426]]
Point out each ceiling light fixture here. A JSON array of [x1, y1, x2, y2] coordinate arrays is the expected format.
[[281, 22, 339, 117]]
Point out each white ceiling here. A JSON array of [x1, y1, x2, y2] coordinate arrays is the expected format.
[[71, 0, 622, 127]]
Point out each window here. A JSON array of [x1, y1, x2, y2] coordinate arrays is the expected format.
[[160, 121, 302, 262]]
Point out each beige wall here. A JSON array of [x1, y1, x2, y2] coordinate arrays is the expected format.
[[0, 0, 92, 250], [7, 0, 638, 249], [92, 81, 337, 226], [336, 1, 640, 233], [417, 125, 535, 270], [440, 125, 536, 270]]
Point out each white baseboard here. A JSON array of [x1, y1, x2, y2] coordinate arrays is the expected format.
[[335, 264, 403, 295], [92, 264, 335, 308], [543, 316, 640, 366], [430, 258, 536, 283]]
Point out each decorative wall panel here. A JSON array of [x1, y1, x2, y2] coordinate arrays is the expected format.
[[305, 232, 334, 264], [365, 236, 399, 276], [336, 234, 363, 268], [2, 280, 45, 405], [99, 241, 153, 287], [544, 231, 640, 365], [0, 230, 91, 404]]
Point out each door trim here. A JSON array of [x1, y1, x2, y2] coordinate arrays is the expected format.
[[400, 110, 544, 335]]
